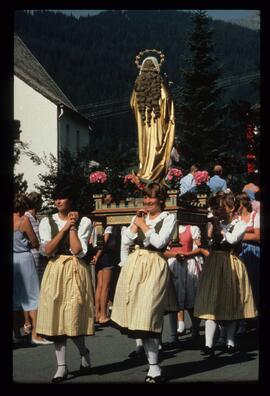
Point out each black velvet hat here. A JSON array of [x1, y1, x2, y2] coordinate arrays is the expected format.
[[52, 183, 76, 201]]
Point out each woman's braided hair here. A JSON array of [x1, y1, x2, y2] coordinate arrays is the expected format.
[[134, 59, 163, 127]]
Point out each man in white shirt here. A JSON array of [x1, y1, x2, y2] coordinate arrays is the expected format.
[[179, 164, 198, 196]]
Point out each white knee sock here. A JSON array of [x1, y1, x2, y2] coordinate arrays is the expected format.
[[205, 320, 217, 348], [54, 340, 67, 378], [135, 338, 143, 351], [225, 321, 237, 347], [143, 338, 161, 377], [71, 336, 90, 367], [177, 320, 185, 333]]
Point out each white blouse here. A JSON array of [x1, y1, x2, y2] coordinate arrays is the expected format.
[[39, 213, 92, 258], [239, 211, 260, 229], [123, 211, 177, 250], [220, 218, 248, 245]]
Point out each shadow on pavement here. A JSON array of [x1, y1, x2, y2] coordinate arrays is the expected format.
[[65, 358, 147, 382], [163, 350, 257, 382]]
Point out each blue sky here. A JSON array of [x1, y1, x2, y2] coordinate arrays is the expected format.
[[50, 10, 258, 21]]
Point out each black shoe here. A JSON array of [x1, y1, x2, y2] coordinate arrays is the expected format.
[[79, 364, 92, 375], [227, 345, 237, 354], [201, 346, 214, 356], [79, 348, 91, 373], [162, 341, 180, 350], [145, 375, 166, 383], [51, 365, 68, 383], [128, 347, 145, 359]]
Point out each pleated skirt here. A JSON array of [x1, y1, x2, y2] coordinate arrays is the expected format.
[[240, 242, 260, 310], [193, 251, 258, 320], [111, 248, 179, 338], [36, 255, 95, 337], [168, 256, 202, 309]]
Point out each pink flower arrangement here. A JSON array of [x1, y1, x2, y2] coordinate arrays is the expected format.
[[124, 174, 134, 184], [194, 171, 209, 185], [123, 173, 146, 195], [124, 173, 145, 190], [166, 167, 183, 182], [165, 167, 183, 188], [89, 171, 108, 184]]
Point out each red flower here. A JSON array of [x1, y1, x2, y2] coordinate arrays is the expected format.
[[89, 171, 107, 184]]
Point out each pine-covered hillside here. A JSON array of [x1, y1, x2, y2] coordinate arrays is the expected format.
[[15, 10, 260, 107]]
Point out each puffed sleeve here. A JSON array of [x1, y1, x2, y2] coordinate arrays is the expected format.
[[144, 213, 177, 249], [39, 216, 52, 256], [191, 225, 201, 241], [122, 216, 138, 245], [223, 221, 247, 245], [254, 212, 260, 229], [104, 226, 113, 234], [119, 226, 130, 267], [70, 217, 92, 258]]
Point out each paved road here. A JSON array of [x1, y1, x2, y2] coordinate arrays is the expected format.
[[13, 315, 258, 384]]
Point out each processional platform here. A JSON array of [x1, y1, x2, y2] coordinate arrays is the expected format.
[[91, 190, 209, 247]]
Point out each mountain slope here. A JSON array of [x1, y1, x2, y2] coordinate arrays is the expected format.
[[15, 9, 260, 106]]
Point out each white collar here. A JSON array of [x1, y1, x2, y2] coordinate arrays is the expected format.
[[53, 213, 67, 223], [146, 211, 169, 223]]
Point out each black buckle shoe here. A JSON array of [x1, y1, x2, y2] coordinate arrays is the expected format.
[[79, 364, 92, 375], [162, 341, 180, 350], [145, 375, 166, 383], [79, 348, 91, 374], [200, 346, 214, 357], [128, 346, 145, 359], [226, 345, 237, 354], [51, 365, 68, 383]]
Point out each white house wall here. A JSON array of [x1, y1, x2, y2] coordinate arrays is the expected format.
[[59, 112, 90, 155], [14, 75, 58, 192]]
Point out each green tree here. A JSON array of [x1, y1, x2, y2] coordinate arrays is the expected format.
[[32, 149, 95, 215], [222, 100, 256, 192], [14, 140, 43, 193], [32, 145, 139, 214], [175, 10, 223, 170], [14, 143, 28, 193]]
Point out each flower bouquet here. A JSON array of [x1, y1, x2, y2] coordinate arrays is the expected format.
[[89, 171, 108, 194], [165, 167, 183, 189], [194, 171, 210, 194], [123, 173, 145, 197]]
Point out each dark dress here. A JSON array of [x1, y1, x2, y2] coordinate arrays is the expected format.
[[96, 226, 121, 271]]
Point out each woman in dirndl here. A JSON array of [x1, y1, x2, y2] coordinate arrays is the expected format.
[[193, 192, 257, 356], [36, 185, 94, 382], [164, 224, 209, 345], [110, 182, 178, 383]]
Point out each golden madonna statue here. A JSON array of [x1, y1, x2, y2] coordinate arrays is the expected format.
[[130, 50, 175, 184]]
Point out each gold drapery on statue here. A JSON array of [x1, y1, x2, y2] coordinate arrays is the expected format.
[[131, 57, 175, 184]]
